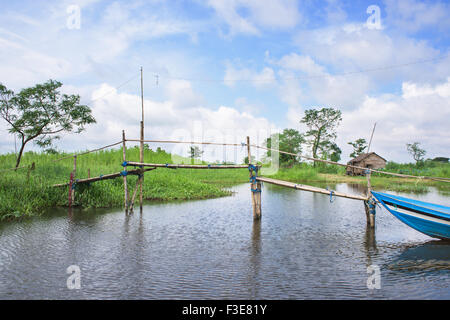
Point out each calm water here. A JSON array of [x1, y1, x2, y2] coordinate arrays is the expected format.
[[0, 183, 449, 299]]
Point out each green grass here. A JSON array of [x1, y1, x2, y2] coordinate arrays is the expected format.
[[265, 161, 450, 194], [0, 147, 248, 220], [1, 149, 449, 221]]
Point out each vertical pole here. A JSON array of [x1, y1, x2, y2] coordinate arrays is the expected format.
[[122, 130, 129, 214], [247, 136, 261, 220], [88, 168, 91, 179], [139, 67, 144, 211], [72, 155, 77, 205], [365, 169, 375, 228], [367, 122, 377, 153], [68, 172, 73, 207]]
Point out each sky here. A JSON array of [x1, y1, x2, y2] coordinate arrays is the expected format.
[[0, 0, 449, 163]]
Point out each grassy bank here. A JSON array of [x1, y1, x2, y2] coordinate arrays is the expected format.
[[265, 161, 450, 194], [1, 149, 449, 220], [0, 147, 248, 220]]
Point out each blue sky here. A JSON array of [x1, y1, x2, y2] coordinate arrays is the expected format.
[[0, 0, 449, 163]]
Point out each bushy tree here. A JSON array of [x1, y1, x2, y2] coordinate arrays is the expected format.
[[265, 128, 304, 164], [406, 142, 426, 164], [0, 80, 96, 168], [348, 138, 368, 158], [300, 107, 342, 165]]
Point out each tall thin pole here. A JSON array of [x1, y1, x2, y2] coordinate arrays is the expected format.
[[123, 130, 129, 214], [139, 67, 144, 211], [247, 136, 261, 220], [367, 122, 377, 153]]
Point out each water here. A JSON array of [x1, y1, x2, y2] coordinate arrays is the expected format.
[[0, 183, 449, 299]]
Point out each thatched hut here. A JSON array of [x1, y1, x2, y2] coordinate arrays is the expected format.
[[346, 152, 387, 176]]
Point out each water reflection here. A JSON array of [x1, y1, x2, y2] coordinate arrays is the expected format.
[[246, 219, 261, 298], [387, 241, 450, 271], [0, 183, 448, 299]]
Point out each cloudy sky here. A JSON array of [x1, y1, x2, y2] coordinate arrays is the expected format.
[[0, 0, 449, 163]]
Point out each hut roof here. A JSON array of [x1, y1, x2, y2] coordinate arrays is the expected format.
[[347, 152, 386, 164]]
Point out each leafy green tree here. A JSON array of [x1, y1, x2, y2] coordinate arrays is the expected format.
[[406, 142, 426, 164], [265, 128, 304, 164], [348, 138, 368, 158], [300, 107, 342, 165], [0, 80, 96, 168]]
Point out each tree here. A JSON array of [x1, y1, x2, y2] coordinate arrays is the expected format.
[[322, 141, 342, 162], [348, 138, 368, 158], [406, 142, 426, 164], [300, 107, 342, 165], [189, 145, 203, 163], [0, 80, 96, 168], [265, 128, 304, 164]]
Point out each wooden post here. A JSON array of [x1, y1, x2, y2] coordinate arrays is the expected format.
[[71, 155, 77, 205], [68, 171, 74, 207], [140, 67, 144, 211], [365, 169, 375, 228], [122, 130, 129, 214], [88, 168, 90, 179], [139, 121, 144, 210], [247, 136, 261, 220]]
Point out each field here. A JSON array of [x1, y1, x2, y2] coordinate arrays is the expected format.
[[1, 147, 449, 221], [0, 147, 248, 220]]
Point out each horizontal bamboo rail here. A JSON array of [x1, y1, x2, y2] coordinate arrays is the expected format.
[[125, 162, 252, 169], [256, 176, 369, 201], [126, 139, 246, 148], [251, 144, 450, 183], [53, 167, 156, 187]]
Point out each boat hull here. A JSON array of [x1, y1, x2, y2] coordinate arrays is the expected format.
[[371, 191, 450, 240]]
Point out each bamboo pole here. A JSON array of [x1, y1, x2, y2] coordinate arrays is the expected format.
[[126, 139, 247, 148], [53, 168, 156, 187], [365, 170, 375, 227], [250, 144, 450, 183], [122, 130, 129, 214], [72, 155, 77, 204], [256, 176, 368, 201], [125, 162, 251, 169], [139, 121, 144, 211], [140, 66, 144, 211], [129, 176, 143, 213], [68, 171, 73, 207], [248, 136, 261, 220]]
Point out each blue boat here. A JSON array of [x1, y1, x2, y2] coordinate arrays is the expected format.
[[371, 191, 450, 240]]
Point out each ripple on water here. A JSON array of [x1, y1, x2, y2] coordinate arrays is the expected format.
[[0, 184, 449, 299]]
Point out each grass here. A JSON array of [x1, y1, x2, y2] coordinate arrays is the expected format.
[[0, 147, 248, 221], [1, 148, 449, 221], [265, 161, 450, 194]]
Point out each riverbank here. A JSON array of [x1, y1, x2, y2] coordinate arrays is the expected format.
[[0, 147, 248, 220], [1, 148, 449, 220], [267, 163, 450, 194]]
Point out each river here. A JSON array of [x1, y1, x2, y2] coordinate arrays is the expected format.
[[0, 183, 449, 299]]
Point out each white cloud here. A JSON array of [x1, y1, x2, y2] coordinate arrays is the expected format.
[[293, 23, 446, 84], [384, 0, 450, 33], [339, 78, 450, 162], [39, 82, 278, 163], [207, 0, 302, 36], [224, 62, 276, 88]]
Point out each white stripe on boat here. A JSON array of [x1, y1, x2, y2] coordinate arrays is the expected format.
[[385, 204, 450, 226]]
